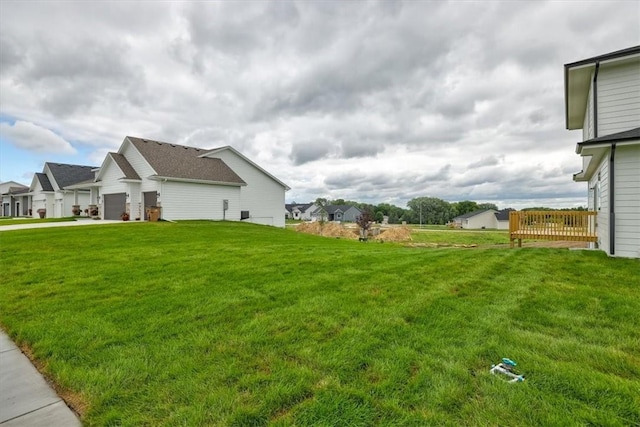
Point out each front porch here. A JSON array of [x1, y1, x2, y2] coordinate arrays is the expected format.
[[509, 211, 597, 248]]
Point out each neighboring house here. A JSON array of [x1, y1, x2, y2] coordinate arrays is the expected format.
[[567, 46, 640, 258], [452, 208, 513, 229], [28, 163, 96, 218], [494, 209, 513, 230], [321, 205, 362, 222], [285, 203, 316, 220], [0, 181, 29, 217], [82, 136, 289, 227]]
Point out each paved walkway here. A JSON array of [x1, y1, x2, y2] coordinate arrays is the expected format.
[[0, 218, 127, 232], [0, 331, 81, 426]]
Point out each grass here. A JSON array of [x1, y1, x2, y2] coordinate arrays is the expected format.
[[0, 217, 78, 226], [409, 228, 510, 246], [0, 221, 638, 426]]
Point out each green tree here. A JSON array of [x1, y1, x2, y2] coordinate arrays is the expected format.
[[314, 198, 329, 223], [453, 200, 478, 216], [375, 211, 384, 223], [477, 202, 499, 211], [407, 197, 456, 225]]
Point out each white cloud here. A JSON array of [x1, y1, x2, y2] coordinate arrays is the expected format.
[[1, 121, 76, 155], [0, 0, 637, 208]]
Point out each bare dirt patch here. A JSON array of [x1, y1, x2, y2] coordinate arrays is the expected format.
[[516, 240, 589, 248], [485, 240, 590, 249]]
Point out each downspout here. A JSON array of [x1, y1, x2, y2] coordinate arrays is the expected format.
[[160, 178, 167, 220], [593, 62, 600, 138], [609, 144, 616, 255]]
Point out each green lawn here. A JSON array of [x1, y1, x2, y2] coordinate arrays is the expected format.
[[409, 228, 510, 246], [0, 221, 638, 426], [0, 217, 78, 226]]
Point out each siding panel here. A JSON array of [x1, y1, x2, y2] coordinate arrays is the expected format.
[[207, 150, 287, 227], [161, 181, 240, 221], [591, 155, 609, 254], [597, 60, 640, 136], [614, 144, 640, 258]]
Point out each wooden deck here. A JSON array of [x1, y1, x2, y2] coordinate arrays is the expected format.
[[509, 211, 597, 248]]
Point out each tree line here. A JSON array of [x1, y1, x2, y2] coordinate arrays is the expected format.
[[311, 197, 586, 225]]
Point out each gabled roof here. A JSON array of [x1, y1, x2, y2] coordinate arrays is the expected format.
[[45, 162, 97, 189], [573, 127, 640, 181], [453, 209, 492, 220], [576, 127, 640, 153], [201, 145, 290, 190], [5, 186, 30, 195], [109, 153, 141, 180], [494, 209, 514, 221], [323, 204, 361, 214], [564, 45, 640, 69], [565, 45, 640, 129], [35, 172, 54, 192], [126, 136, 246, 185], [0, 181, 28, 195], [285, 203, 315, 213]]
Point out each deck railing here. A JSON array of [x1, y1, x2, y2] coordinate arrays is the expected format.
[[509, 211, 597, 248]]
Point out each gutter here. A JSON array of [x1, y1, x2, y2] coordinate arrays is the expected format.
[[609, 144, 616, 255]]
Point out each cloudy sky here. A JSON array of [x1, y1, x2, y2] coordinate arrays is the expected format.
[[1, 1, 638, 209]]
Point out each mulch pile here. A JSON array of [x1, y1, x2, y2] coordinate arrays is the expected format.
[[296, 223, 415, 242], [296, 222, 359, 239], [374, 227, 412, 242]]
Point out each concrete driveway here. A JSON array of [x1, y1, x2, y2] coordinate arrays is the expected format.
[[0, 218, 132, 232]]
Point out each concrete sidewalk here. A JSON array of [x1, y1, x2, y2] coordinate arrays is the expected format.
[[0, 331, 81, 426]]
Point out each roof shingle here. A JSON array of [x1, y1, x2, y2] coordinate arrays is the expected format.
[[127, 136, 246, 185], [35, 172, 54, 191], [45, 163, 97, 189], [109, 153, 141, 180]]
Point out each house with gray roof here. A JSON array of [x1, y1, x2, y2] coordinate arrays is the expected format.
[[452, 208, 513, 229], [285, 203, 316, 220], [0, 181, 29, 217], [27, 163, 97, 218], [317, 204, 362, 222], [81, 136, 289, 226]]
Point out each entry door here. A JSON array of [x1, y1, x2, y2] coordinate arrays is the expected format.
[[143, 191, 157, 220]]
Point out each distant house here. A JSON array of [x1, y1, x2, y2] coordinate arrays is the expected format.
[[494, 209, 513, 230], [79, 136, 289, 226], [567, 46, 640, 258], [452, 209, 513, 229], [285, 203, 316, 220], [0, 181, 29, 217], [28, 163, 96, 218], [319, 205, 362, 222]]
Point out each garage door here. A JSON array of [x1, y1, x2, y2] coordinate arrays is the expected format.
[[103, 193, 126, 220]]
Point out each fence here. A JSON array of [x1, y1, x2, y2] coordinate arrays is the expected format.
[[509, 211, 597, 248]]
